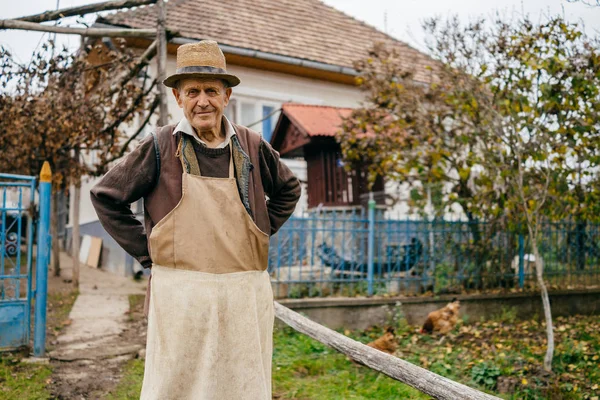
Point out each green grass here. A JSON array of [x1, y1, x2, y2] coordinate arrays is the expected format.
[[0, 352, 52, 400], [127, 294, 145, 322], [106, 358, 145, 400], [106, 295, 146, 399], [45, 290, 79, 351], [108, 313, 600, 400], [128, 294, 145, 311], [272, 326, 428, 399], [0, 290, 78, 400]]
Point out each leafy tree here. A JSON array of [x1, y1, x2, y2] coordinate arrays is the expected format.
[[0, 39, 158, 283], [0, 39, 157, 185], [340, 16, 600, 371], [482, 17, 600, 371], [338, 19, 510, 285]]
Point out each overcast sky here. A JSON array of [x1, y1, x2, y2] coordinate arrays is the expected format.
[[0, 0, 598, 64]]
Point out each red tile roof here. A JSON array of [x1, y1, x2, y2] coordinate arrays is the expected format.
[[281, 103, 353, 137], [98, 0, 435, 82]]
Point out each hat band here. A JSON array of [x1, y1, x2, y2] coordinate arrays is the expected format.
[[175, 65, 228, 75]]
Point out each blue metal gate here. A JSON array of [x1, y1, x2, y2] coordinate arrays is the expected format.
[[0, 173, 37, 349]]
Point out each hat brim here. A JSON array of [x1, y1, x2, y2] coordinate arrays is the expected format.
[[163, 72, 241, 88]]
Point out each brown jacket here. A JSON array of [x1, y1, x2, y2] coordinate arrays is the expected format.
[[90, 123, 301, 268]]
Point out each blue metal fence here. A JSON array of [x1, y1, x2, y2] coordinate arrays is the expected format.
[[0, 174, 37, 349], [268, 209, 600, 298], [0, 168, 51, 355]]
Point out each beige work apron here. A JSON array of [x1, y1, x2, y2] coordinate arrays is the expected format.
[[140, 141, 273, 400]]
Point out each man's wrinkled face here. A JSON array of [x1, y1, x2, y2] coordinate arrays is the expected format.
[[172, 78, 232, 133]]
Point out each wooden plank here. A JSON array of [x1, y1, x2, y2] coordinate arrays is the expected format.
[[274, 302, 501, 400], [71, 184, 81, 289], [78, 234, 91, 266], [0, 20, 156, 38], [86, 237, 103, 269]]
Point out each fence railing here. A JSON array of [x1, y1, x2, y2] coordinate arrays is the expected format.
[[268, 208, 600, 298]]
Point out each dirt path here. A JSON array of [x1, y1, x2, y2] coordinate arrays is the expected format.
[[46, 253, 147, 399]]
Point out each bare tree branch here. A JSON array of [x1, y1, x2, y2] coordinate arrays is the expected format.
[[566, 0, 600, 5], [106, 40, 158, 97], [101, 79, 157, 136], [16, 0, 157, 23], [110, 96, 160, 162]]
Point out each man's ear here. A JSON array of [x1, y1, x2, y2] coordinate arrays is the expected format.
[[223, 87, 232, 107], [172, 87, 183, 108]]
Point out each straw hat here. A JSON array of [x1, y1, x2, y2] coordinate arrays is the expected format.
[[163, 40, 240, 88]]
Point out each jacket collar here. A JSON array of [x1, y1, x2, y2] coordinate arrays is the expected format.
[[173, 116, 235, 149]]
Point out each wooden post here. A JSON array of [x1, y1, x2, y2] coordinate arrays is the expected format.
[[156, 0, 168, 126], [72, 151, 80, 289], [51, 192, 60, 276], [34, 162, 52, 357]]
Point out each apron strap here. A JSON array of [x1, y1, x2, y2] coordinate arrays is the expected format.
[[228, 142, 234, 179], [176, 134, 202, 176], [177, 133, 234, 179]]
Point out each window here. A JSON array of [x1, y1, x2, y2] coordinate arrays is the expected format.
[[262, 106, 275, 142], [241, 102, 256, 127], [229, 97, 281, 140]]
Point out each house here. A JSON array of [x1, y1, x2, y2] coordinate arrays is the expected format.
[[271, 103, 385, 209], [70, 0, 434, 276]]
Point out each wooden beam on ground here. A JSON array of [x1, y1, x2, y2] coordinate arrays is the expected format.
[[156, 0, 168, 125], [16, 0, 157, 24], [0, 19, 156, 38], [274, 302, 501, 400]]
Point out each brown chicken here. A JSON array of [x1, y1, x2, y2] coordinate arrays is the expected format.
[[420, 299, 460, 335], [366, 326, 398, 355]]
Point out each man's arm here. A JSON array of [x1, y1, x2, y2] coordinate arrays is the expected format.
[[90, 134, 157, 268], [259, 139, 301, 234]]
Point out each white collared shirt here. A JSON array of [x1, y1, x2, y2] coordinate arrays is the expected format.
[[173, 116, 235, 148]]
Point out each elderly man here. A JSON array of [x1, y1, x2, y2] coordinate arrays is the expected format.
[[91, 41, 300, 399]]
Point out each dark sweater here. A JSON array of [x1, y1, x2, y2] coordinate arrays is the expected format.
[[90, 123, 301, 268]]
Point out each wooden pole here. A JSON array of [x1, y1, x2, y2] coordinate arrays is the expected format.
[[16, 0, 157, 24], [0, 20, 156, 38], [274, 302, 501, 400], [51, 192, 60, 277], [156, 0, 169, 126], [33, 162, 52, 357], [69, 36, 84, 290], [72, 158, 80, 289]]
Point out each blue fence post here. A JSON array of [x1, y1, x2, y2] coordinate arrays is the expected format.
[[367, 192, 375, 296], [33, 162, 52, 358], [518, 233, 525, 289]]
